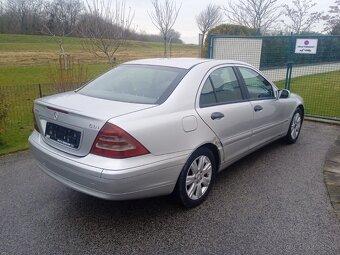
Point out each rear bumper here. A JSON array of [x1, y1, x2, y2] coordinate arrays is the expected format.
[[29, 131, 189, 200]]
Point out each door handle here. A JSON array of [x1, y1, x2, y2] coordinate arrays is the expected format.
[[211, 112, 224, 120], [254, 105, 263, 112]]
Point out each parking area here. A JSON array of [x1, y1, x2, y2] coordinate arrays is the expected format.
[[1, 121, 340, 255]]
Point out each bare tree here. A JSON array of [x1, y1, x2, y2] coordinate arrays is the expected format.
[[196, 3, 222, 56], [79, 0, 134, 65], [42, 0, 84, 55], [323, 0, 340, 34], [6, 0, 45, 34], [7, 0, 30, 32], [0, 0, 4, 14], [283, 0, 322, 34], [148, 0, 181, 57], [223, 0, 282, 34], [0, 0, 5, 32]]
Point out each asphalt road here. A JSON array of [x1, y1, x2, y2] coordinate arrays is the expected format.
[[1, 121, 340, 255]]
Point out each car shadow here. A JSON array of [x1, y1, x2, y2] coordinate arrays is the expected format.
[[216, 139, 284, 181]]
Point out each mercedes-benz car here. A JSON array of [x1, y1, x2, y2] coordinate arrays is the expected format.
[[29, 58, 304, 207]]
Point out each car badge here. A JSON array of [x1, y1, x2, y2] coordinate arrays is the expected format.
[[53, 111, 59, 120]]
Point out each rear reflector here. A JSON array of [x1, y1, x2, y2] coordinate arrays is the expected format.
[[90, 123, 149, 158]]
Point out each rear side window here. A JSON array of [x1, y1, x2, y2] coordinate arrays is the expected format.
[[200, 67, 243, 107], [78, 65, 187, 104], [238, 67, 274, 100], [200, 78, 216, 107]]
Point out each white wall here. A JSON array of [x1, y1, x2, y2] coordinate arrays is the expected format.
[[212, 38, 262, 69]]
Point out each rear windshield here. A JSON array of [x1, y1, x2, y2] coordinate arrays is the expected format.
[[78, 64, 188, 104]]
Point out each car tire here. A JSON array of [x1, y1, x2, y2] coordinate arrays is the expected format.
[[175, 147, 216, 208], [285, 108, 303, 144]]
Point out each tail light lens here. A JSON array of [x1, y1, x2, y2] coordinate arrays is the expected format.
[[90, 123, 149, 159]]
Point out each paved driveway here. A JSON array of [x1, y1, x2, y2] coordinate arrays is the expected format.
[[1, 121, 340, 255]]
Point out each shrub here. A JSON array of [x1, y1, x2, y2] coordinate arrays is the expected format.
[[203, 24, 257, 57], [48, 55, 89, 93]]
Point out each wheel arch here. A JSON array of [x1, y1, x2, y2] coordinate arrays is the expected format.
[[196, 143, 221, 171], [297, 104, 304, 120], [174, 142, 221, 207]]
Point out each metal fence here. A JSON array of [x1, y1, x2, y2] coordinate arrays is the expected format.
[[1, 36, 339, 154], [208, 34, 340, 121], [0, 83, 80, 154]]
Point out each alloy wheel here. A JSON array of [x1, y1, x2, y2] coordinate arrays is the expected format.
[[290, 112, 302, 140], [185, 155, 212, 200]]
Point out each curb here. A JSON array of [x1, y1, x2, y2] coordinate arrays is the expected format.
[[323, 135, 340, 221]]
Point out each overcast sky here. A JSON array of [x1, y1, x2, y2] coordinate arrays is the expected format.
[[126, 0, 335, 44]]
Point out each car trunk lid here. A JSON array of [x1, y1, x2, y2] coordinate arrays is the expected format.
[[33, 91, 155, 157]]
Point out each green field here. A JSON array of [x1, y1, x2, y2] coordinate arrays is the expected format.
[[0, 34, 339, 155], [0, 34, 198, 68], [1, 69, 339, 155], [0, 34, 198, 155], [275, 71, 340, 118], [0, 64, 114, 155], [0, 34, 178, 52], [0, 64, 111, 86]]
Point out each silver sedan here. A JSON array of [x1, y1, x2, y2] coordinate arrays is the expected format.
[[29, 58, 304, 207]]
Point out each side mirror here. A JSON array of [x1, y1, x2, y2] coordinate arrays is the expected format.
[[278, 89, 290, 99]]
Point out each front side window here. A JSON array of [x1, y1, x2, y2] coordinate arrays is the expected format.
[[78, 64, 187, 104], [200, 67, 243, 107], [238, 67, 274, 100]]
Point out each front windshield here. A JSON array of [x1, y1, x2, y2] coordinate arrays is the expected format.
[[78, 64, 188, 104]]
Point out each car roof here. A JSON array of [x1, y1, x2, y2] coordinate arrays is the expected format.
[[124, 58, 250, 70]]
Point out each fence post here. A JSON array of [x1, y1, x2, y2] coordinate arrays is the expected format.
[[284, 62, 293, 90], [207, 35, 213, 59], [38, 84, 42, 98], [285, 33, 295, 90]]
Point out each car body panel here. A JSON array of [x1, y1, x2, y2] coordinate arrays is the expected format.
[[248, 99, 287, 148], [29, 131, 189, 199], [29, 58, 304, 201], [196, 102, 254, 162], [34, 92, 156, 156]]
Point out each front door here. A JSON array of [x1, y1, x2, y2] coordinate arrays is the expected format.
[[236, 66, 286, 149], [196, 66, 254, 162]]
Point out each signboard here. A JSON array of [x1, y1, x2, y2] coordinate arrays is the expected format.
[[295, 39, 318, 54]]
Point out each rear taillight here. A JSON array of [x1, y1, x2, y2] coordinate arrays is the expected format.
[[90, 123, 149, 159], [32, 106, 40, 133]]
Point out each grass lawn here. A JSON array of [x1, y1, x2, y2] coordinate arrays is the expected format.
[[0, 34, 198, 155], [1, 70, 339, 155], [0, 34, 198, 67], [0, 34, 339, 155], [275, 71, 340, 118], [0, 64, 111, 155], [0, 63, 111, 86]]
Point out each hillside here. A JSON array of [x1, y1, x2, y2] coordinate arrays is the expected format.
[[0, 34, 199, 67]]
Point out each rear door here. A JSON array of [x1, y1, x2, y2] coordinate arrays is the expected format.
[[196, 65, 254, 162], [235, 66, 286, 149]]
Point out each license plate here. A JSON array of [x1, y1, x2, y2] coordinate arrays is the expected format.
[[45, 122, 81, 149]]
